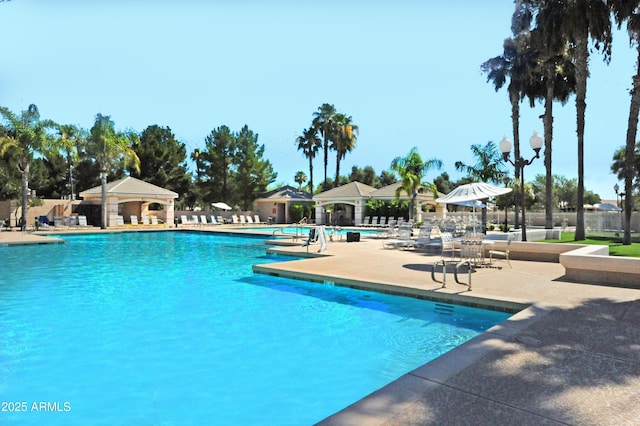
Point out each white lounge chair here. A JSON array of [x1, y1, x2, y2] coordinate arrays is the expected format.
[[489, 234, 513, 268], [116, 215, 125, 226], [151, 216, 158, 225], [180, 215, 190, 225], [254, 215, 264, 224], [130, 215, 139, 225], [78, 215, 88, 227], [200, 215, 208, 225], [232, 215, 240, 224], [141, 216, 149, 225], [240, 215, 247, 224], [361, 216, 370, 227], [246, 215, 254, 224], [191, 215, 199, 224], [382, 225, 414, 249], [210, 215, 219, 225], [217, 215, 225, 224]]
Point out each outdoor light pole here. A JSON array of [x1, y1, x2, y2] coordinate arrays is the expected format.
[[499, 131, 543, 242], [614, 183, 624, 233]]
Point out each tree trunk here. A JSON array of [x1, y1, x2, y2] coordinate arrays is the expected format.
[[20, 159, 29, 230], [574, 34, 588, 241], [623, 47, 640, 245], [510, 88, 521, 230], [323, 134, 329, 184], [544, 65, 555, 230], [335, 155, 341, 188], [308, 157, 314, 194], [100, 170, 108, 229]]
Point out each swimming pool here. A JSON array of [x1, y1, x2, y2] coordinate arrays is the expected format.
[[0, 231, 510, 425]]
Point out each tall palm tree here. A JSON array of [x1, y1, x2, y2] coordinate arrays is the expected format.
[[519, 0, 576, 228], [295, 127, 321, 193], [481, 1, 537, 230], [85, 113, 140, 229], [535, 0, 611, 240], [312, 103, 336, 185], [390, 147, 442, 222], [455, 141, 508, 234], [332, 113, 359, 187], [611, 0, 640, 245], [0, 104, 56, 229]]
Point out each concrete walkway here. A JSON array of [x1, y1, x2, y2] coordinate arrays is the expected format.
[[252, 236, 640, 426], [3, 229, 639, 425]]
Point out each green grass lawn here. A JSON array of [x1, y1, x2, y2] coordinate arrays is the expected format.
[[542, 232, 640, 257]]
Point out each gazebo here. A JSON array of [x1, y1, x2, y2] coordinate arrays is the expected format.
[[79, 176, 178, 227], [313, 181, 445, 226], [253, 185, 313, 224]]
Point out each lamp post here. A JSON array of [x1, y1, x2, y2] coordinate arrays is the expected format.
[[614, 183, 624, 234], [499, 131, 543, 242]]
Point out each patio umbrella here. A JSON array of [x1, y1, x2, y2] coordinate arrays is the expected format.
[[436, 182, 512, 232], [451, 199, 486, 208], [594, 203, 621, 212], [212, 202, 232, 211]]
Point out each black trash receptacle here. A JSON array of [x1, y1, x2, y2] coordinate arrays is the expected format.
[[346, 231, 360, 242]]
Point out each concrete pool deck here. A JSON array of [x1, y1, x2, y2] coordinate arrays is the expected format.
[[3, 228, 640, 425]]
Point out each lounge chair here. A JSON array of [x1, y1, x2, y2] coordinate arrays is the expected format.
[[141, 216, 149, 225], [200, 215, 208, 225], [246, 215, 254, 224], [130, 215, 139, 225], [116, 215, 125, 226], [151, 216, 158, 225], [440, 232, 459, 262], [254, 215, 264, 224], [370, 216, 379, 227], [382, 225, 414, 249], [210, 215, 219, 225], [191, 215, 199, 224], [361, 216, 370, 227], [217, 215, 225, 224], [414, 225, 440, 251], [240, 215, 247, 224], [78, 215, 88, 227], [231, 215, 240, 224], [54, 216, 64, 227], [488, 234, 513, 268]]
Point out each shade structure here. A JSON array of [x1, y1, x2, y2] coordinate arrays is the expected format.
[[212, 202, 232, 211], [436, 182, 512, 204], [436, 182, 512, 233], [451, 199, 486, 208], [594, 203, 621, 212]]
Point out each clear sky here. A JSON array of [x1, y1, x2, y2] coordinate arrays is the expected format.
[[1, 0, 635, 201]]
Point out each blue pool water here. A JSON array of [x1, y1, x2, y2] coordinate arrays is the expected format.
[[0, 232, 511, 425]]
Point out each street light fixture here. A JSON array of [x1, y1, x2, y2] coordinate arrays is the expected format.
[[499, 131, 543, 242], [614, 183, 624, 233]]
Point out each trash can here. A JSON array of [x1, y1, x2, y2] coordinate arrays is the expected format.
[[268, 216, 273, 225], [346, 231, 360, 242]]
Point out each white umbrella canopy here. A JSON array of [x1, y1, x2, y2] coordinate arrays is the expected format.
[[594, 203, 621, 212], [436, 182, 512, 204], [436, 182, 512, 233], [212, 202, 232, 211]]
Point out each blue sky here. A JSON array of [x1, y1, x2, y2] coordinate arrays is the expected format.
[[0, 1, 635, 200]]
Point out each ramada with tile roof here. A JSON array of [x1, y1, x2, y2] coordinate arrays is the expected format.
[[313, 181, 445, 226], [79, 176, 178, 227]]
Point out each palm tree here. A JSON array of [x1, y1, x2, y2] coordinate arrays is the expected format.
[[295, 127, 321, 193], [56, 124, 85, 200], [294, 171, 307, 190], [331, 113, 359, 187], [85, 113, 140, 229], [390, 147, 442, 222], [611, 0, 640, 245], [455, 141, 508, 234], [517, 0, 576, 228], [312, 103, 336, 185], [0, 104, 56, 229], [481, 1, 537, 230], [534, 0, 612, 240]]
